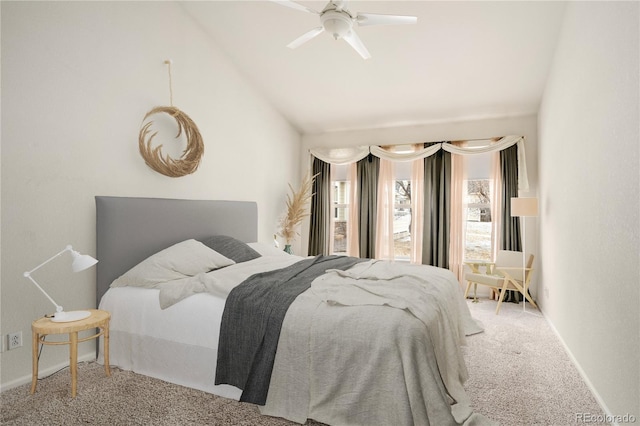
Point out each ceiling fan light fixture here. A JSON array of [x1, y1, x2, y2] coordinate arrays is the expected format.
[[272, 0, 417, 59], [321, 10, 353, 40]]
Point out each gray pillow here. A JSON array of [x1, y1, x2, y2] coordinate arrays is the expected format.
[[200, 235, 261, 263]]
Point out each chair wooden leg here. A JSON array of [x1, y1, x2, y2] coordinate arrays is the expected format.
[[464, 282, 472, 298], [522, 286, 538, 308], [508, 278, 538, 309], [495, 285, 509, 314]]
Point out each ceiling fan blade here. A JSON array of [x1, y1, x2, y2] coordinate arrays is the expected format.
[[287, 27, 325, 49], [342, 30, 371, 59], [356, 13, 417, 27], [270, 0, 319, 15]]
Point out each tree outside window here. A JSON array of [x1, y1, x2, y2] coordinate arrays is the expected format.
[[394, 180, 412, 259], [465, 179, 492, 261], [330, 178, 413, 259]]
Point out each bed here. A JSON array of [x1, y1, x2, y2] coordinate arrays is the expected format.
[[95, 196, 492, 426]]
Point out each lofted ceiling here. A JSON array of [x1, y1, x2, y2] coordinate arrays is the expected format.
[[182, 1, 567, 134]]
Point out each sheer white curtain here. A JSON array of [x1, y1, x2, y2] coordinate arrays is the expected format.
[[328, 164, 336, 254], [310, 147, 369, 165], [370, 144, 442, 161], [449, 153, 467, 282], [347, 162, 360, 257], [374, 144, 424, 262], [441, 135, 529, 191], [308, 136, 528, 261], [490, 151, 503, 262], [310, 135, 529, 192], [375, 158, 395, 260], [410, 158, 424, 264]]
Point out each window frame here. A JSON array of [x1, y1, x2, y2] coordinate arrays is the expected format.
[[464, 178, 493, 262]]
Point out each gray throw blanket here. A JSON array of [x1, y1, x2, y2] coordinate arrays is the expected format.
[[215, 255, 366, 405]]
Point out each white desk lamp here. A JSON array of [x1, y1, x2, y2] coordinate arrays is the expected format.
[[23, 245, 98, 322]]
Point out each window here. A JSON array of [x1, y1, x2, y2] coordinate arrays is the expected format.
[[331, 156, 412, 261], [465, 179, 492, 261], [332, 164, 349, 255], [464, 146, 494, 261], [330, 160, 414, 260], [393, 160, 412, 261], [332, 180, 349, 254], [393, 179, 412, 260]]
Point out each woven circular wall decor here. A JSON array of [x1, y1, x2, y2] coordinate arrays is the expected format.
[[138, 106, 204, 177]]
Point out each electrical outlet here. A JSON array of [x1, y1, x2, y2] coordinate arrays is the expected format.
[[8, 331, 23, 350]]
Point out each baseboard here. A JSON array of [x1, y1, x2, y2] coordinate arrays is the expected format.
[[538, 306, 620, 426], [0, 352, 96, 393]]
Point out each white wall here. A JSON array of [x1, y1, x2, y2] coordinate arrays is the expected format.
[[1, 2, 301, 388], [538, 1, 639, 420], [301, 114, 540, 295]]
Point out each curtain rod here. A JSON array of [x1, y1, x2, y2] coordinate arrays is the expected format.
[[307, 136, 504, 152], [450, 136, 503, 144]]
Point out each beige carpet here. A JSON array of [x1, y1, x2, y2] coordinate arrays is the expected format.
[[462, 299, 607, 425], [1, 299, 606, 425]]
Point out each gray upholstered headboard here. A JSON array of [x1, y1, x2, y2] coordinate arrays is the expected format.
[[95, 196, 258, 306]]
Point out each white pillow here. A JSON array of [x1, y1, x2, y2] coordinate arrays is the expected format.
[[111, 239, 234, 288], [247, 242, 290, 257]]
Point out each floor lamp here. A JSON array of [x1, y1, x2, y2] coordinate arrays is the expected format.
[[510, 197, 538, 312]]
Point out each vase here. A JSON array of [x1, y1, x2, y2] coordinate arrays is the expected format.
[[283, 244, 293, 254]]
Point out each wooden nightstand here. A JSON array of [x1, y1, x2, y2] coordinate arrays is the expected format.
[[31, 309, 111, 397]]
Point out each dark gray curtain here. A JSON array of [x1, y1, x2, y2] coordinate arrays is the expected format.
[[308, 156, 331, 256], [356, 155, 379, 258], [422, 143, 451, 267], [500, 144, 522, 251], [500, 144, 523, 302]]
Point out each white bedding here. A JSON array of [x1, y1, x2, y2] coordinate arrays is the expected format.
[[99, 286, 241, 398], [99, 250, 491, 425], [98, 253, 303, 398], [261, 260, 490, 426]]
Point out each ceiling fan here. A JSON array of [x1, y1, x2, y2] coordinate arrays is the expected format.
[[270, 0, 418, 59]]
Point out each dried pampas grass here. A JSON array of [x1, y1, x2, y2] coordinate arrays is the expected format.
[[138, 106, 204, 177], [277, 173, 317, 244]]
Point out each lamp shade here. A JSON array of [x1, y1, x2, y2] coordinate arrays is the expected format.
[[511, 197, 538, 217], [24, 245, 98, 322], [71, 252, 98, 272]]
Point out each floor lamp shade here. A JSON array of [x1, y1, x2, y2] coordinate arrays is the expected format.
[[511, 197, 538, 217]]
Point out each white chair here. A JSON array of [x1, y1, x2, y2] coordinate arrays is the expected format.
[[464, 250, 537, 314]]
